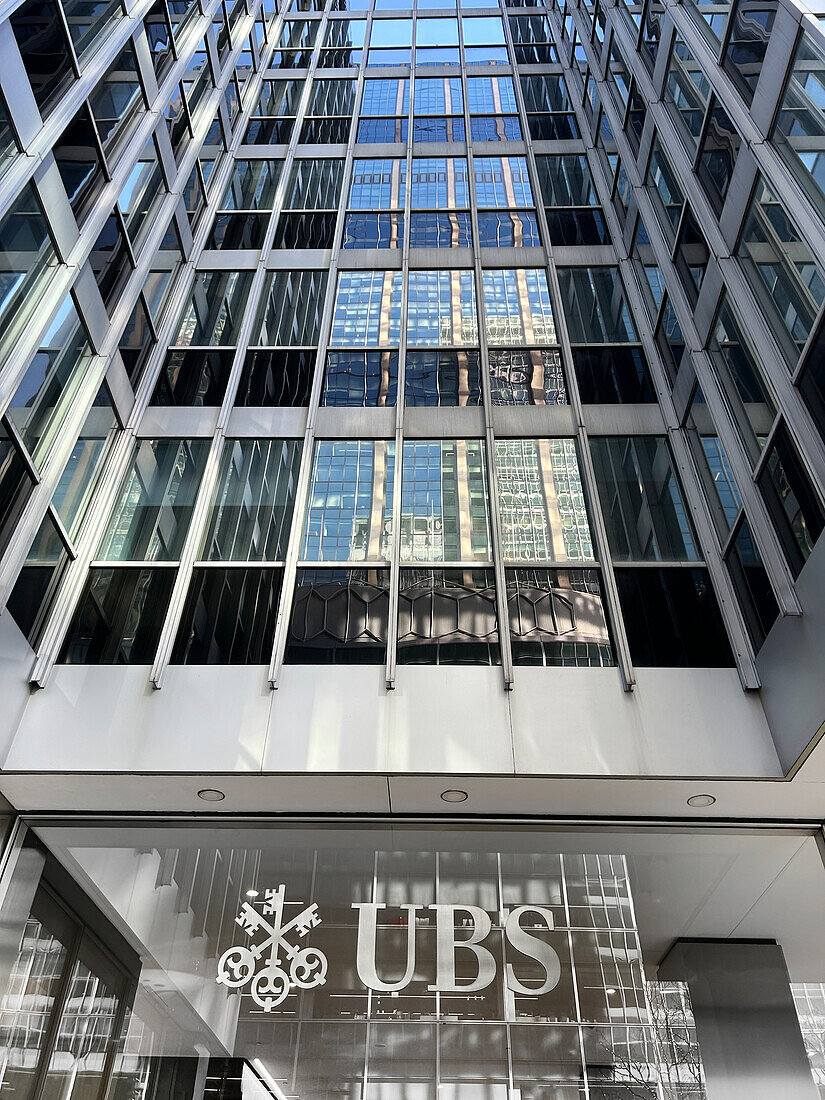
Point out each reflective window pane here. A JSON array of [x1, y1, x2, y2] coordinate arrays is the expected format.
[[737, 175, 825, 367], [406, 270, 478, 347], [410, 158, 469, 208], [8, 295, 94, 470], [59, 567, 176, 663], [302, 440, 395, 562], [405, 350, 482, 406], [482, 269, 555, 346], [557, 267, 637, 343], [349, 159, 406, 208], [330, 271, 403, 346], [286, 568, 390, 664], [590, 436, 700, 562], [201, 439, 301, 562], [489, 349, 567, 406], [496, 439, 593, 563], [97, 439, 209, 561], [473, 157, 533, 207], [254, 270, 328, 346], [172, 271, 253, 346], [758, 423, 825, 578], [400, 440, 490, 562], [508, 568, 614, 667], [398, 568, 500, 664], [172, 568, 283, 663], [322, 351, 398, 407]]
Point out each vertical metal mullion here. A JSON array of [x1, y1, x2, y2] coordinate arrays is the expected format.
[[459, 30, 514, 690], [564, 0, 762, 687], [559, 853, 591, 1100], [267, 35, 372, 688], [150, 5, 332, 685], [504, 4, 636, 689], [29, 0, 281, 688], [386, 27, 415, 690]]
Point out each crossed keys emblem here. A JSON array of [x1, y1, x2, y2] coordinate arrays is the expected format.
[[216, 885, 328, 1010]]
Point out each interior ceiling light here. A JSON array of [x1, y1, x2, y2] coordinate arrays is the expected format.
[[686, 794, 716, 808], [197, 788, 226, 802], [440, 789, 469, 803]]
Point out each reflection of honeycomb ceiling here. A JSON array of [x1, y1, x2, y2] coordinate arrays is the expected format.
[[290, 582, 389, 646], [399, 575, 498, 644]]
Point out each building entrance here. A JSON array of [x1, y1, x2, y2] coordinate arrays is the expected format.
[[0, 821, 823, 1100]]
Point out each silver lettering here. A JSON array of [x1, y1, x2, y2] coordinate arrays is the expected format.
[[504, 906, 561, 996], [353, 903, 419, 991], [429, 905, 497, 992]]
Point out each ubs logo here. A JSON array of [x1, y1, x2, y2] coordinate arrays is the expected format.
[[217, 885, 329, 1010], [218, 886, 561, 1010]]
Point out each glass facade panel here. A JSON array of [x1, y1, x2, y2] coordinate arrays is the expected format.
[[331, 271, 403, 346], [482, 269, 555, 346], [97, 439, 209, 562], [7, 295, 94, 471], [255, 270, 328, 346], [172, 568, 284, 663], [406, 270, 478, 347], [590, 436, 700, 562], [615, 567, 733, 665], [400, 440, 490, 562], [556, 267, 636, 343], [60, 567, 176, 663], [758, 424, 825, 578], [398, 568, 500, 663], [202, 439, 301, 562], [774, 31, 825, 221], [286, 568, 390, 663], [738, 176, 825, 368], [173, 272, 254, 346], [303, 440, 395, 562], [11, 824, 825, 1100], [474, 157, 533, 208], [495, 439, 593, 563], [405, 350, 481, 406], [508, 568, 614, 666], [0, 184, 57, 356], [708, 293, 776, 465], [322, 351, 398, 406]]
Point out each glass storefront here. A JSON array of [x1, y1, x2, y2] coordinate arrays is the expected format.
[[0, 822, 823, 1100]]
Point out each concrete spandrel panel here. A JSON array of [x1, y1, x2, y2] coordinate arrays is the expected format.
[[266, 665, 513, 774], [758, 533, 825, 775], [510, 666, 781, 778], [265, 664, 391, 772], [0, 613, 36, 766], [4, 665, 273, 772], [387, 666, 514, 774]]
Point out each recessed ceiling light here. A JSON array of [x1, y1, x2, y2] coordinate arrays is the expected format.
[[441, 789, 468, 803], [687, 794, 716, 808], [197, 788, 226, 802], [246, 889, 260, 898]]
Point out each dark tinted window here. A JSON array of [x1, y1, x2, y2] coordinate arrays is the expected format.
[[59, 567, 176, 663], [615, 567, 733, 666], [758, 424, 825, 577], [150, 349, 234, 406], [285, 568, 390, 664], [172, 568, 283, 663], [236, 349, 316, 406], [573, 348, 656, 403]]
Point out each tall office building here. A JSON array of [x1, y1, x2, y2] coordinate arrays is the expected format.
[[1, 0, 825, 1092]]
